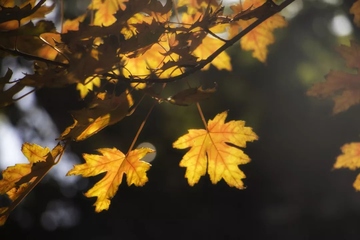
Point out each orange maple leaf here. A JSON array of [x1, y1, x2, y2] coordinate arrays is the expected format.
[[334, 142, 360, 191], [351, 0, 360, 27], [307, 41, 360, 114], [230, 0, 287, 62], [173, 111, 258, 188], [67, 147, 153, 212], [0, 143, 64, 225]]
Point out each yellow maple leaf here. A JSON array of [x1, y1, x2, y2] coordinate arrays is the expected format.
[[181, 12, 232, 71], [62, 14, 87, 33], [173, 111, 258, 188], [0, 143, 64, 225], [307, 41, 360, 114], [76, 76, 101, 99], [123, 33, 183, 79], [60, 90, 133, 141], [334, 142, 360, 191], [230, 0, 287, 62], [67, 147, 153, 212], [353, 174, 360, 191], [351, 0, 360, 27], [334, 142, 360, 170], [89, 0, 128, 26]]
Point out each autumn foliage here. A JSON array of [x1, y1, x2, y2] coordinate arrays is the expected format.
[[0, 0, 293, 225]]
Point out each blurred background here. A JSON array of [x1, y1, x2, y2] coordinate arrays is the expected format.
[[2, 0, 360, 239]]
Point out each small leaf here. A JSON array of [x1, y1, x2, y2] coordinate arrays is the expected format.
[[173, 111, 258, 188], [334, 142, 360, 170]]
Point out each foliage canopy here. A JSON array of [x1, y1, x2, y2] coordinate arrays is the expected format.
[[3, 0, 360, 228]]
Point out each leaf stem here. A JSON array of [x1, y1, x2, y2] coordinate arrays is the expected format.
[[196, 102, 208, 130]]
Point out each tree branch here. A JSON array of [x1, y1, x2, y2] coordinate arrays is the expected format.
[[110, 0, 296, 83], [0, 45, 69, 68]]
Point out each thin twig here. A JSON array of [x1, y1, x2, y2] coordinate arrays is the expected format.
[[0, 45, 69, 67]]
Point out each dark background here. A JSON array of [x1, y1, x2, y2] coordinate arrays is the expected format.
[[2, 0, 360, 239]]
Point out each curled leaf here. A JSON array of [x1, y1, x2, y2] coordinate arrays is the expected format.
[[167, 85, 217, 106]]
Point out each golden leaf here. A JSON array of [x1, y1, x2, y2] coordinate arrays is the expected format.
[[89, 0, 128, 26], [67, 147, 153, 212], [173, 111, 258, 188], [181, 12, 232, 71], [76, 76, 101, 99], [334, 143, 360, 170], [353, 174, 360, 191], [230, 0, 287, 62], [0, 143, 64, 225], [334, 142, 360, 191], [60, 90, 133, 141]]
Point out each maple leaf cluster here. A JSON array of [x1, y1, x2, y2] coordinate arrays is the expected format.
[[0, 0, 291, 225]]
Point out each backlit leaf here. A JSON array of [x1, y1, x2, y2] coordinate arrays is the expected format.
[[173, 111, 258, 188], [230, 0, 287, 62], [67, 147, 153, 212], [60, 90, 133, 141], [181, 12, 232, 71], [89, 0, 128, 26], [0, 143, 64, 225], [334, 142, 360, 170], [334, 142, 360, 191]]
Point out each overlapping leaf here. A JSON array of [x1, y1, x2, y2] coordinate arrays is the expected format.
[[230, 0, 287, 62], [307, 41, 360, 114], [181, 12, 232, 71], [67, 147, 153, 212], [0, 0, 54, 30], [173, 111, 258, 188], [0, 143, 64, 225], [89, 0, 128, 26], [60, 90, 134, 141]]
